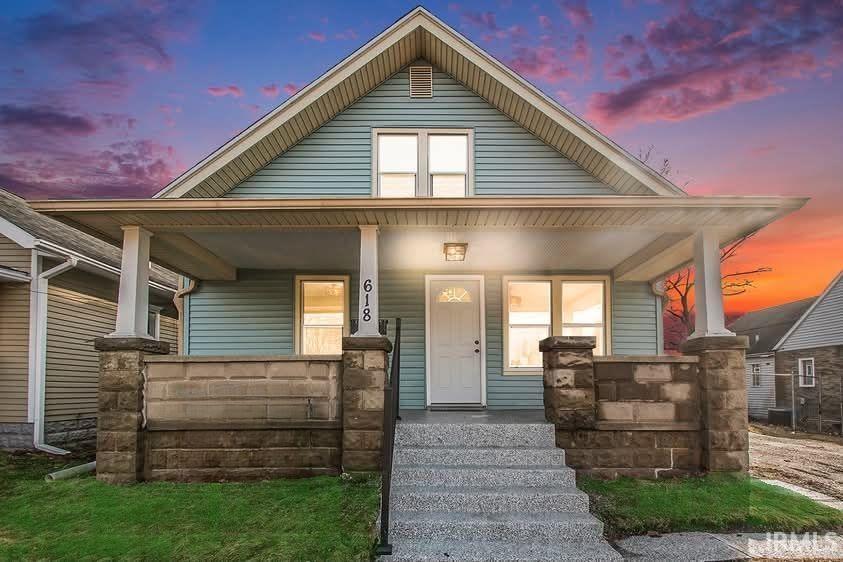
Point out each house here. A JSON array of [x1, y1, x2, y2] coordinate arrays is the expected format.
[[729, 298, 816, 420], [0, 189, 179, 452], [773, 271, 843, 433], [28, 8, 804, 475]]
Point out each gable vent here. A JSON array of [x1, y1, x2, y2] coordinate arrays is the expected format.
[[409, 66, 433, 98]]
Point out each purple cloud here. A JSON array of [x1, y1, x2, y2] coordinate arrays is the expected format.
[[0, 104, 97, 135], [587, 0, 843, 128], [260, 84, 280, 98], [560, 0, 593, 29], [207, 85, 244, 98], [307, 31, 327, 42]]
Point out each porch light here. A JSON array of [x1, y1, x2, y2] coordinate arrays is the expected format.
[[443, 242, 467, 261]]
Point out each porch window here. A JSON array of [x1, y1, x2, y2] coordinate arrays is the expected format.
[[374, 129, 473, 197], [296, 276, 349, 355], [506, 281, 551, 370], [561, 282, 606, 355], [503, 276, 610, 374], [148, 307, 161, 340], [798, 357, 815, 387]]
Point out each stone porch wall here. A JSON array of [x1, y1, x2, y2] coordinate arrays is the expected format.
[[542, 335, 748, 479], [142, 355, 342, 482]]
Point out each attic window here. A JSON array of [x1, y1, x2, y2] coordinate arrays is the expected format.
[[409, 66, 433, 98]]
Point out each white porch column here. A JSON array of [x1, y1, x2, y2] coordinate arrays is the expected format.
[[355, 225, 380, 337], [109, 226, 153, 339], [689, 230, 734, 339]]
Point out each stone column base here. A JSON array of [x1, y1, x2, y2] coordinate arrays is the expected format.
[[94, 337, 169, 484], [682, 335, 749, 473], [341, 336, 392, 473], [540, 336, 597, 429]]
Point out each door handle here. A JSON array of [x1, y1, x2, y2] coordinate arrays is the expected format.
[[474, 340, 479, 345], [474, 349, 480, 353]]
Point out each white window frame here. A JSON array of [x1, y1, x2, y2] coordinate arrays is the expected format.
[[148, 306, 161, 341], [294, 275, 350, 356], [372, 128, 474, 197], [750, 363, 761, 387], [502, 275, 611, 375], [798, 357, 815, 388]]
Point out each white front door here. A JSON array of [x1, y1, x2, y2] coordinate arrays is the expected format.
[[427, 276, 484, 405]]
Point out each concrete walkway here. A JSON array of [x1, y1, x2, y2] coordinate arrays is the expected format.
[[761, 478, 843, 511], [616, 531, 843, 560]]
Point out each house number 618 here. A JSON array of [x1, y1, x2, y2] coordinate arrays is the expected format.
[[362, 279, 373, 322]]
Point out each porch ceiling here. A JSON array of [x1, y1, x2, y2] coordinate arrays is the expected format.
[[30, 195, 806, 283]]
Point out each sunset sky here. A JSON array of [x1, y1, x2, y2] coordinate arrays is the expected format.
[[0, 0, 841, 314]]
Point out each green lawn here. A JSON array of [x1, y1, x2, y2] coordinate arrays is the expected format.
[[0, 452, 380, 561], [581, 474, 843, 539]]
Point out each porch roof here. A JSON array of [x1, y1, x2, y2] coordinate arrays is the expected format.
[[30, 195, 806, 283]]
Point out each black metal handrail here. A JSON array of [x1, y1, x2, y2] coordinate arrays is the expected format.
[[375, 317, 401, 556]]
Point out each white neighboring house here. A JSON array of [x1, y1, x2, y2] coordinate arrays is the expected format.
[[729, 297, 816, 420]]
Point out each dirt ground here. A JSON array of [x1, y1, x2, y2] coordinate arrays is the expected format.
[[749, 424, 843, 500]]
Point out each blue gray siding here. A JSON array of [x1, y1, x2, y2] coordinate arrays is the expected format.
[[185, 272, 661, 408], [777, 274, 843, 351], [746, 356, 776, 419], [226, 67, 615, 198], [612, 282, 660, 355]]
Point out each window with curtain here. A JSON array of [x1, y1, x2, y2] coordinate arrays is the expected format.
[[506, 281, 551, 369], [299, 279, 347, 355]]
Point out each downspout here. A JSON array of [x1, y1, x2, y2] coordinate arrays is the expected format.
[[173, 277, 198, 354], [30, 253, 78, 455]]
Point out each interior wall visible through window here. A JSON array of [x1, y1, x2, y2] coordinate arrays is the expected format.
[[296, 277, 349, 355]]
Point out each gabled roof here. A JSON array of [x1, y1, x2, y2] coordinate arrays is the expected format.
[[0, 188, 177, 289], [774, 271, 843, 351], [155, 7, 687, 199], [729, 297, 816, 355]]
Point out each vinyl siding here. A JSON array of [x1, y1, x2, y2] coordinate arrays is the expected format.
[[746, 356, 775, 419], [612, 282, 660, 355], [0, 283, 30, 422], [185, 272, 660, 409], [186, 270, 358, 356], [225, 67, 615, 198], [44, 285, 116, 422], [160, 315, 178, 351], [0, 235, 31, 273], [778, 275, 843, 351]]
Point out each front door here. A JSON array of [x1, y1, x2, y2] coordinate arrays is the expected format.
[[427, 277, 484, 405]]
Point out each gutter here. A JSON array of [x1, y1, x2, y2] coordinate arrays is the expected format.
[[32, 239, 176, 294], [173, 277, 198, 354], [29, 253, 78, 455]]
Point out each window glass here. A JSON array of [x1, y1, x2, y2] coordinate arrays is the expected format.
[[147, 311, 159, 340], [437, 286, 473, 303], [799, 358, 815, 387], [301, 281, 345, 355], [378, 135, 417, 173], [430, 134, 467, 197], [379, 135, 417, 197], [561, 281, 605, 356], [429, 135, 467, 173], [562, 282, 603, 324], [507, 281, 551, 368]]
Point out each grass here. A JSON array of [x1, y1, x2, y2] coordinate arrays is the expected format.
[[580, 473, 843, 539], [0, 451, 380, 561]]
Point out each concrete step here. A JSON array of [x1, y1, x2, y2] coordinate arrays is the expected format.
[[383, 539, 622, 562], [391, 485, 589, 513], [392, 465, 576, 488], [394, 447, 566, 467], [396, 422, 556, 448], [389, 511, 604, 542]]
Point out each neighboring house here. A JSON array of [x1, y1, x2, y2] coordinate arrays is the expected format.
[[774, 271, 843, 433], [729, 298, 815, 420], [31, 8, 805, 413], [0, 189, 179, 452]]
